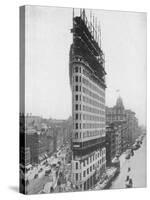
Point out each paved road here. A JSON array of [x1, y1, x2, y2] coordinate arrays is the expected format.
[[27, 175, 51, 194], [26, 146, 70, 194], [111, 137, 146, 189]]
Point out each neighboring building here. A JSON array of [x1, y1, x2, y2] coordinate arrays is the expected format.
[[69, 10, 106, 190], [47, 120, 72, 163], [25, 129, 48, 164], [106, 96, 126, 124], [106, 97, 128, 153], [49, 119, 72, 151], [125, 109, 136, 146], [106, 124, 116, 166], [24, 116, 72, 165], [115, 125, 122, 156], [120, 122, 128, 153], [25, 129, 40, 164], [132, 118, 141, 142], [46, 128, 56, 156], [106, 97, 141, 154], [25, 114, 43, 128]]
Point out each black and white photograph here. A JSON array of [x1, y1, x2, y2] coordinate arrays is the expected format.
[[19, 5, 147, 195]]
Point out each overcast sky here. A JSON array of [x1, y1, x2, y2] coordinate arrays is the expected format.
[[25, 6, 147, 126]]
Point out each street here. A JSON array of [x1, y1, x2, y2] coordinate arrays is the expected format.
[[111, 137, 146, 189], [25, 143, 71, 194]]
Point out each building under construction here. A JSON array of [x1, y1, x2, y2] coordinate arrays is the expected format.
[[69, 9, 107, 190]]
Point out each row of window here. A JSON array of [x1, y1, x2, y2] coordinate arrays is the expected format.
[[83, 95, 105, 109], [82, 77, 105, 97], [83, 87, 105, 104], [74, 94, 81, 101], [73, 66, 82, 73], [73, 75, 82, 83], [83, 129, 105, 138], [74, 113, 105, 122], [83, 113, 105, 121], [75, 159, 106, 181], [74, 132, 82, 139], [74, 149, 106, 169], [74, 113, 82, 120], [83, 104, 104, 114], [73, 84, 104, 105], [83, 149, 106, 166], [74, 123, 81, 129], [106, 116, 124, 121], [82, 68, 105, 91], [106, 109, 126, 115], [73, 85, 82, 92], [75, 103, 104, 114], [83, 123, 104, 129], [72, 74, 105, 100], [74, 122, 105, 130], [74, 129, 105, 139], [74, 94, 105, 112], [75, 155, 105, 171]]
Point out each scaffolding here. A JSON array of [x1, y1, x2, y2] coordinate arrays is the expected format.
[[70, 8, 106, 89]]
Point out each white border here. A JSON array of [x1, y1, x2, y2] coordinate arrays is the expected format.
[[0, 0, 149, 200]]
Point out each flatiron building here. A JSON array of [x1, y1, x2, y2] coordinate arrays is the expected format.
[[69, 9, 106, 190]]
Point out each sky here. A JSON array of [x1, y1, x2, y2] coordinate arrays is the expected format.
[[25, 6, 147, 126]]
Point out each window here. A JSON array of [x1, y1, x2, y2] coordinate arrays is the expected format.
[[75, 66, 78, 73], [90, 156, 92, 163], [76, 123, 78, 129], [76, 162, 78, 169], [75, 104, 78, 110], [76, 173, 78, 181], [76, 113, 78, 120], [83, 161, 85, 167], [80, 76, 81, 82], [76, 85, 78, 91], [90, 166, 92, 172], [75, 95, 78, 101], [87, 168, 89, 175], [87, 159, 89, 165], [83, 171, 86, 177], [75, 76, 78, 82]]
